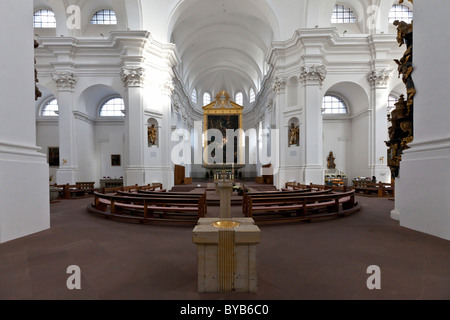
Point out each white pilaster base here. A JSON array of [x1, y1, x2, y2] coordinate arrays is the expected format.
[[304, 166, 324, 185], [125, 167, 145, 186], [276, 166, 304, 189], [145, 167, 174, 190], [390, 209, 400, 221], [373, 165, 391, 183], [56, 167, 78, 185], [126, 166, 174, 190], [0, 150, 50, 243], [396, 143, 450, 240]]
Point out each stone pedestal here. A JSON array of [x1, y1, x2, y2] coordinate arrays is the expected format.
[[192, 218, 261, 293], [217, 180, 233, 218]]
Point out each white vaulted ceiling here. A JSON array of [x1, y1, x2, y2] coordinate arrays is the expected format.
[[169, 0, 275, 108]]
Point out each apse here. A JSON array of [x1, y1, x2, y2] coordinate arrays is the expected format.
[[168, 0, 276, 112]]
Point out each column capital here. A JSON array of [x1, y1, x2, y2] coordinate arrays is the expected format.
[[272, 76, 287, 94], [161, 79, 175, 97], [368, 69, 394, 88], [120, 67, 145, 88], [52, 72, 77, 91], [300, 65, 327, 88]]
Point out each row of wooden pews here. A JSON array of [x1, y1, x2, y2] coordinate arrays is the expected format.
[[285, 181, 394, 197], [52, 182, 164, 199], [243, 187, 360, 224], [352, 181, 394, 197], [85, 182, 361, 226], [87, 186, 206, 225]]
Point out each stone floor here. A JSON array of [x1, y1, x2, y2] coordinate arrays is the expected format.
[[0, 194, 449, 301]]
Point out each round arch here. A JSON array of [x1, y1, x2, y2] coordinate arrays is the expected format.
[[77, 84, 124, 119], [324, 81, 370, 116]]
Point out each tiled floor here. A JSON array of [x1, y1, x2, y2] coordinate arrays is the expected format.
[[0, 194, 449, 300]]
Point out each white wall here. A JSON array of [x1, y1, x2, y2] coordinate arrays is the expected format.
[[0, 0, 50, 243], [36, 120, 59, 182], [95, 122, 125, 183], [76, 118, 97, 183], [323, 119, 351, 175], [350, 113, 371, 180], [395, 0, 450, 240]]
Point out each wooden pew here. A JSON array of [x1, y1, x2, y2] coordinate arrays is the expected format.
[[125, 189, 207, 215], [61, 182, 97, 199], [242, 188, 333, 216], [352, 181, 392, 197], [244, 191, 358, 223], [90, 191, 206, 224]]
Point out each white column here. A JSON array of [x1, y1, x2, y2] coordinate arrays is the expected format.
[[368, 69, 393, 183], [161, 79, 176, 189], [396, 0, 450, 240], [53, 72, 78, 184], [0, 0, 49, 243], [121, 67, 146, 186], [271, 77, 287, 189], [300, 65, 327, 185]]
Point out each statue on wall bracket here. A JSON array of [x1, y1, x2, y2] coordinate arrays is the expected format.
[[327, 151, 336, 170]]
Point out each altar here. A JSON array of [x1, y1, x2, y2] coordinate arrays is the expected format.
[[202, 91, 245, 176], [202, 163, 245, 181]]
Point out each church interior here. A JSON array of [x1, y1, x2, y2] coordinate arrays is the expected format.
[[0, 0, 449, 301]]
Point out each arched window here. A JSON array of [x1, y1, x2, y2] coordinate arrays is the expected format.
[[41, 98, 59, 116], [33, 9, 56, 28], [235, 92, 243, 105], [331, 5, 356, 23], [203, 92, 211, 106], [99, 97, 125, 117], [389, 4, 413, 24], [191, 89, 197, 103], [322, 95, 348, 114], [249, 88, 256, 103], [91, 9, 117, 25]]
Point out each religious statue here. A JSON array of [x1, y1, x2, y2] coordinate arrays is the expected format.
[[148, 124, 157, 146], [327, 151, 336, 169], [393, 20, 413, 47], [289, 124, 299, 146]]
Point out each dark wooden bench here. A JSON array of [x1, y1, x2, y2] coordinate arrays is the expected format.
[[123, 189, 207, 215], [242, 188, 333, 216], [89, 191, 206, 224], [352, 181, 392, 197], [285, 182, 350, 193], [61, 182, 98, 199], [244, 191, 358, 223]]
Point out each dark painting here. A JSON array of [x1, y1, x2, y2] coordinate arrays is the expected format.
[[48, 147, 59, 167], [207, 115, 239, 163], [111, 154, 121, 166]]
